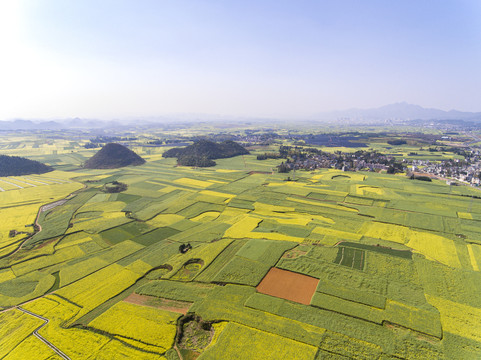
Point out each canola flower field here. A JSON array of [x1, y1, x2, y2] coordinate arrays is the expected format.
[[0, 135, 481, 359]]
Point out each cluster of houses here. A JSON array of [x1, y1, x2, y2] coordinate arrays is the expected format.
[[411, 157, 481, 186], [279, 149, 400, 173], [277, 147, 481, 187]]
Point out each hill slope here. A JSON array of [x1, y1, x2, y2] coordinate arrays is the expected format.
[[84, 143, 146, 169], [0, 155, 53, 176], [163, 140, 249, 167]]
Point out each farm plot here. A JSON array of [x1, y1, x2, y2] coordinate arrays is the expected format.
[[211, 239, 295, 286], [333, 246, 365, 270], [137, 280, 215, 303], [55, 263, 142, 323], [89, 301, 180, 351], [124, 293, 192, 314], [198, 322, 317, 360], [256, 267, 319, 305], [0, 308, 45, 358], [0, 271, 56, 307], [195, 240, 247, 282]]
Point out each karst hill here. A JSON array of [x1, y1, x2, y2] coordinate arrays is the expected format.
[[84, 143, 146, 169], [163, 140, 249, 167], [0, 155, 53, 176]]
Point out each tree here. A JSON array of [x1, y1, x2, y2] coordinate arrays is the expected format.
[[278, 162, 290, 173]]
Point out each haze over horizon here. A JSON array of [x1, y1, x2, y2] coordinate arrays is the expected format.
[[1, 0, 480, 120]]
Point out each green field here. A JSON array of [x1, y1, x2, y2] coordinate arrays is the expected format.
[[0, 128, 480, 359]]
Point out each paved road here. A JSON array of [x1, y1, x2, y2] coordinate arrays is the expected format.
[[17, 307, 71, 360]]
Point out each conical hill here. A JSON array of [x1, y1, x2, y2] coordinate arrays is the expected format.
[[84, 143, 145, 169]]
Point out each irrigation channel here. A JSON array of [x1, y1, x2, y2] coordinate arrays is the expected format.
[[17, 307, 71, 360]]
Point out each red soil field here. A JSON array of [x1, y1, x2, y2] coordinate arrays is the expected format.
[[256, 267, 319, 305]]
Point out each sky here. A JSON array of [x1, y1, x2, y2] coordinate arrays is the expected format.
[[0, 0, 480, 120]]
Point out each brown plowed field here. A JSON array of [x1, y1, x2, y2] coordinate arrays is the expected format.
[[256, 267, 319, 305]]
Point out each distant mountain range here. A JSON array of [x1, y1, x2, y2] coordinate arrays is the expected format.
[[0, 118, 123, 130], [313, 102, 481, 122], [0, 103, 480, 129]]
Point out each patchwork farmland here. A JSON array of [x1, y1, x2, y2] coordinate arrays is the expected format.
[[0, 134, 481, 359]]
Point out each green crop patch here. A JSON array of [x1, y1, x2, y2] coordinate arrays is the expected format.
[[196, 239, 247, 282], [339, 241, 412, 259], [334, 246, 365, 270], [132, 227, 180, 246], [212, 256, 271, 286], [316, 279, 386, 309], [227, 198, 255, 210], [177, 201, 225, 218], [136, 280, 215, 302], [99, 221, 154, 244]]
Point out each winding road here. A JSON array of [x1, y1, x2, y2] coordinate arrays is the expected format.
[[17, 307, 71, 360]]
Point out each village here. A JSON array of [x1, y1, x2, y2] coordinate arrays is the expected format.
[[272, 145, 481, 187]]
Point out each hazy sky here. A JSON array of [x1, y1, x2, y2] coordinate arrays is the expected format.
[[1, 0, 480, 120]]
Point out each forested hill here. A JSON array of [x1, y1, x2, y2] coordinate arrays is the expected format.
[[0, 155, 53, 176], [163, 140, 249, 167], [84, 143, 146, 169]]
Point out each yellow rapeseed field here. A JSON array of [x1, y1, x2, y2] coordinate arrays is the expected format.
[[216, 207, 250, 225], [190, 211, 221, 222], [467, 244, 480, 271], [203, 321, 229, 351], [0, 204, 39, 244], [22, 296, 60, 316], [55, 264, 140, 322], [253, 202, 296, 216], [199, 189, 235, 199], [224, 215, 261, 238], [125, 259, 153, 275], [198, 322, 318, 360], [174, 177, 213, 188], [2, 334, 58, 360], [12, 245, 85, 276], [167, 238, 233, 276], [427, 295, 481, 342], [356, 185, 385, 196], [0, 309, 45, 358], [407, 230, 461, 268], [146, 213, 184, 227], [59, 256, 110, 287], [360, 222, 409, 244], [94, 339, 166, 360], [0, 268, 16, 283], [312, 226, 362, 241], [457, 212, 473, 220], [56, 232, 93, 249], [90, 301, 179, 349]]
